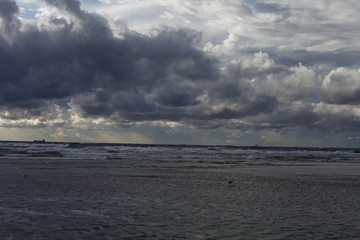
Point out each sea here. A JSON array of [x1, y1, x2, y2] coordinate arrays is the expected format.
[[1, 141, 360, 239]]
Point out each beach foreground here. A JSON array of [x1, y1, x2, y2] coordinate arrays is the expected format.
[[1, 142, 360, 239]]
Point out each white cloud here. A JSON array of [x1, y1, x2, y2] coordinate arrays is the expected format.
[[322, 68, 360, 104]]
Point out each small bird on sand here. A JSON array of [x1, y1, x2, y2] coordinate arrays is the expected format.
[[227, 180, 234, 187]]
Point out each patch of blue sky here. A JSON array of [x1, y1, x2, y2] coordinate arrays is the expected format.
[[81, 0, 104, 8], [19, 8, 37, 19], [17, 1, 43, 20], [17, 0, 102, 20]]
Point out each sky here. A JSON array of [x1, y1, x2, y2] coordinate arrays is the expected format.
[[0, 0, 360, 147]]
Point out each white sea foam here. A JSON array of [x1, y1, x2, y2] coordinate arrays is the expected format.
[[1, 142, 360, 165]]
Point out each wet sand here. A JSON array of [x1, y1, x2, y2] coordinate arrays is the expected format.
[[1, 161, 360, 239]]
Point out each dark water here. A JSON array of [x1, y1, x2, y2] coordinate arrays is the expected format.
[[1, 142, 360, 239]]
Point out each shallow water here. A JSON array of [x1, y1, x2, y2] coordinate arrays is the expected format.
[[1, 142, 360, 239]]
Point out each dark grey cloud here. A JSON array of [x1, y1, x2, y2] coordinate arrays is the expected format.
[[2, 0, 360, 137], [257, 105, 318, 130], [0, 0, 20, 36], [0, 0, 18, 20], [153, 82, 202, 107], [0, 0, 222, 124]]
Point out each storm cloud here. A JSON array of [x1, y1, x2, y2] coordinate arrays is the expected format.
[[1, 0, 360, 145], [0, 0, 217, 121]]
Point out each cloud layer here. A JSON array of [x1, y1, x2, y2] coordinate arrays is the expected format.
[[1, 0, 360, 145]]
